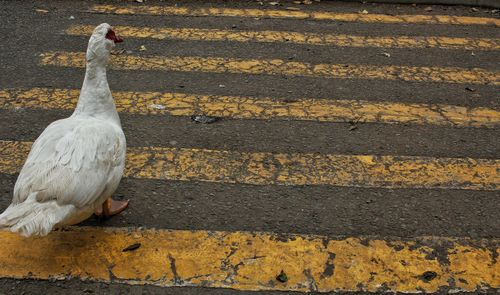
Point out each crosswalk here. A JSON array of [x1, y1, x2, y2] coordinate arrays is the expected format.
[[40, 51, 499, 84], [2, 88, 499, 127], [0, 1, 499, 294], [1, 227, 498, 293], [1, 140, 498, 190], [66, 24, 500, 50], [89, 4, 500, 26]]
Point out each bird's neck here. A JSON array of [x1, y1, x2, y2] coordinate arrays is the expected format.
[[73, 59, 121, 126]]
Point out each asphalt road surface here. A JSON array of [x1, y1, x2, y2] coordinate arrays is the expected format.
[[0, 0, 499, 294]]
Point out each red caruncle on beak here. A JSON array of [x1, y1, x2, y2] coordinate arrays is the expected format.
[[106, 29, 123, 43]]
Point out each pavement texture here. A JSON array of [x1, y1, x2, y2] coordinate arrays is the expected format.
[[0, 0, 499, 294]]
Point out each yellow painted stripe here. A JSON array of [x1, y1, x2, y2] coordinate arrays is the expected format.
[[1, 140, 499, 190], [66, 24, 500, 51], [90, 4, 500, 27], [2, 88, 500, 128], [40, 51, 500, 85], [0, 227, 499, 292]]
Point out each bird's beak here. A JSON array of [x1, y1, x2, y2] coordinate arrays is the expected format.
[[106, 29, 123, 43], [114, 34, 124, 43]]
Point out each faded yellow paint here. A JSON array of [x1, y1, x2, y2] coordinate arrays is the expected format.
[[66, 25, 500, 51], [1, 87, 500, 128], [90, 4, 500, 27], [40, 51, 500, 85], [448, 245, 500, 289], [1, 140, 499, 190], [0, 227, 498, 292]]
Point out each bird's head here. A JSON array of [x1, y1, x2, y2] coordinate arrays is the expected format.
[[86, 23, 123, 64]]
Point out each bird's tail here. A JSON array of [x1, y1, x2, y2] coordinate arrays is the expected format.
[[0, 193, 73, 237]]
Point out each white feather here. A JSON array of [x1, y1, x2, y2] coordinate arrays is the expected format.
[[0, 23, 126, 237]]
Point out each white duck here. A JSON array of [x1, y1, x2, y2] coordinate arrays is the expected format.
[[0, 23, 128, 237]]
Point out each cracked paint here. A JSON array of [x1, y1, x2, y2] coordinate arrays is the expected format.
[[66, 25, 500, 51], [1, 88, 499, 127], [39, 51, 500, 85], [89, 4, 500, 27], [0, 227, 498, 293], [0, 140, 498, 190]]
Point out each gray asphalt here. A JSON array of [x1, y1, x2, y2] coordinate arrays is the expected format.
[[0, 0, 499, 294], [2, 278, 500, 295]]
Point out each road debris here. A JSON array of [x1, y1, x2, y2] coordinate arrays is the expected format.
[[276, 270, 288, 282], [122, 243, 142, 252], [424, 7, 433, 12], [68, 15, 75, 20], [149, 104, 166, 110], [419, 271, 438, 282], [381, 52, 391, 57], [111, 49, 126, 55], [360, 10, 369, 14], [191, 115, 221, 124], [139, 45, 147, 51], [465, 87, 476, 92], [35, 9, 49, 13]]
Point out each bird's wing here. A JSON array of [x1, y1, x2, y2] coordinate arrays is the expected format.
[[13, 118, 126, 208]]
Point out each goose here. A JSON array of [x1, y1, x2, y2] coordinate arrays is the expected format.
[[0, 23, 128, 237]]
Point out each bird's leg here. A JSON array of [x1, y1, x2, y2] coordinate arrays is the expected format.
[[95, 198, 129, 217]]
